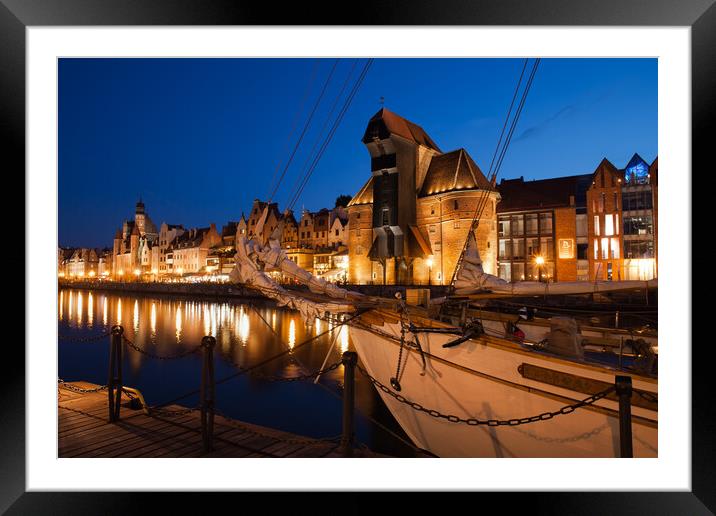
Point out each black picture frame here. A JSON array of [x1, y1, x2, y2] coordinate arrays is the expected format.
[[4, 0, 708, 513]]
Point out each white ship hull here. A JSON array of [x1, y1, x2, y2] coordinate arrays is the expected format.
[[350, 315, 657, 458]]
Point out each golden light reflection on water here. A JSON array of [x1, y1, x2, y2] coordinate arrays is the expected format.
[[150, 302, 157, 336], [238, 307, 250, 345], [176, 306, 183, 342], [59, 289, 351, 378], [288, 319, 296, 350], [76, 291, 83, 326], [133, 300, 139, 333]]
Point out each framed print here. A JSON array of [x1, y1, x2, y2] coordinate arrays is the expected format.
[[4, 0, 710, 513]]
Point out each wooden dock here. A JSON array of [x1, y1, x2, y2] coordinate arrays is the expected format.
[[59, 382, 386, 458]]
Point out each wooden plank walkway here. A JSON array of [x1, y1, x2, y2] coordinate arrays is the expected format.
[[58, 382, 387, 458]]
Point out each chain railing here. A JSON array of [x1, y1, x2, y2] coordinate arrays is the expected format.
[[357, 362, 616, 427], [121, 333, 203, 360]]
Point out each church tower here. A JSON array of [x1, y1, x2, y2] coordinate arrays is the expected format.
[[135, 198, 146, 236]]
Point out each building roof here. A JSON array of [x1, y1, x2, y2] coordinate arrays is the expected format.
[[362, 108, 441, 151], [497, 173, 592, 212], [419, 149, 492, 197], [172, 227, 209, 249], [347, 176, 374, 206], [221, 222, 238, 237]]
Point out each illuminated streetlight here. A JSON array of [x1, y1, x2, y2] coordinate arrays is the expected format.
[[534, 255, 545, 282], [88, 270, 95, 278]]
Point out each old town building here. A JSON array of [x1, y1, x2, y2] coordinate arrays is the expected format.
[[66, 248, 99, 278], [112, 200, 159, 278], [169, 224, 222, 276], [587, 154, 658, 281], [158, 223, 185, 275], [348, 108, 499, 285], [496, 174, 593, 282]]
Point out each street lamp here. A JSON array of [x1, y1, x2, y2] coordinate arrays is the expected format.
[[534, 255, 545, 282], [426, 256, 433, 286]]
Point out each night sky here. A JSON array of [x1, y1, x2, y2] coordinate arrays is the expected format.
[[59, 58, 657, 248]]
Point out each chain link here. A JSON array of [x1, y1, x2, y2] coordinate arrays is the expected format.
[[357, 365, 616, 427], [121, 334, 202, 360], [58, 379, 108, 393], [58, 331, 111, 343]]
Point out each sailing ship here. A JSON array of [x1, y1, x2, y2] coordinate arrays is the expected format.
[[228, 58, 657, 457]]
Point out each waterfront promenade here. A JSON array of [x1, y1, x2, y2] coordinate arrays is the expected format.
[[59, 382, 386, 458]]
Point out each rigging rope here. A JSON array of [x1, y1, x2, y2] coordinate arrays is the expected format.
[[265, 59, 320, 202], [287, 58, 374, 212], [267, 59, 340, 205]]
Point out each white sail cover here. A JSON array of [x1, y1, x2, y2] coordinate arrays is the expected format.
[[454, 232, 657, 295], [230, 229, 362, 322]]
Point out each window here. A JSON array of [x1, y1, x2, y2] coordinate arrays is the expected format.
[[540, 237, 554, 260], [622, 190, 653, 211], [431, 206, 435, 215], [382, 208, 389, 226], [604, 214, 614, 236], [576, 214, 587, 238], [623, 215, 653, 235], [454, 200, 459, 210], [539, 213, 553, 234], [594, 215, 600, 236], [613, 192, 618, 210], [498, 217, 511, 237], [335, 229, 339, 236], [498, 263, 512, 281], [512, 239, 525, 260], [577, 243, 588, 260], [511, 215, 524, 236], [429, 225, 436, 234], [599, 193, 605, 213], [610, 238, 620, 259], [594, 239, 598, 260], [601, 237, 609, 260], [615, 214, 619, 235], [624, 240, 654, 259], [526, 214, 538, 235], [526, 237, 539, 257], [499, 239, 510, 260], [454, 220, 460, 229], [512, 262, 525, 281]]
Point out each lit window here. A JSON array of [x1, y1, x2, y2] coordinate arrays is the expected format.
[[604, 214, 614, 236], [593, 239, 598, 260], [601, 238, 609, 260], [594, 216, 600, 236], [610, 238, 620, 259]]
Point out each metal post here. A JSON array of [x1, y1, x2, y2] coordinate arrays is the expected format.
[[200, 336, 216, 453], [615, 375, 633, 458], [340, 351, 357, 457], [108, 325, 123, 422]]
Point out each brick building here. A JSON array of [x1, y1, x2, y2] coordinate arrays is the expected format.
[[347, 108, 499, 285]]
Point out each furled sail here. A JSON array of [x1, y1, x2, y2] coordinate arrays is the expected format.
[[453, 232, 657, 296], [229, 207, 362, 322]]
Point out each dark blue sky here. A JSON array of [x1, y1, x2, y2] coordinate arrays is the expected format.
[[59, 58, 657, 248]]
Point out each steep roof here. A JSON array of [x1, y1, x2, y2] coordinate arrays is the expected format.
[[362, 108, 441, 151], [497, 174, 592, 212], [347, 176, 374, 206], [419, 149, 492, 197]]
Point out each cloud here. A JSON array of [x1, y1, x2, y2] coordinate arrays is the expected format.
[[514, 104, 576, 142]]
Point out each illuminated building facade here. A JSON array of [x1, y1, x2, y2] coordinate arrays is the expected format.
[[348, 108, 499, 285], [588, 154, 658, 281], [496, 174, 593, 282]]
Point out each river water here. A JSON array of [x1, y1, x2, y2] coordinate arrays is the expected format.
[[58, 288, 416, 457]]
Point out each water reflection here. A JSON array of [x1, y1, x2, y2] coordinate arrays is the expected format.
[[87, 293, 93, 328], [288, 319, 296, 350]]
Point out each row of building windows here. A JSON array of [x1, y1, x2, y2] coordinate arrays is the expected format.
[[498, 212, 553, 238]]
